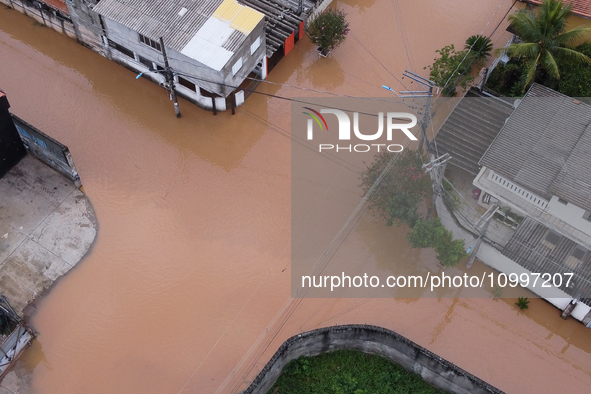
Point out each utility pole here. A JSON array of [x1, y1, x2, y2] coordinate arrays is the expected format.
[[399, 71, 435, 153], [423, 153, 451, 220], [466, 204, 497, 269], [159, 37, 181, 118]]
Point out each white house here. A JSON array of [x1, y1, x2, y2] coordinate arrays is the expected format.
[[473, 84, 591, 316]]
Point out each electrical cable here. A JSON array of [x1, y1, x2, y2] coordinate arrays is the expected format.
[[434, 0, 513, 101]]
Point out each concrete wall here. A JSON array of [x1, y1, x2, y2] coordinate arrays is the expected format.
[[241, 325, 504, 394], [546, 196, 591, 237], [0, 0, 77, 39], [66, 0, 104, 52], [306, 0, 333, 23]]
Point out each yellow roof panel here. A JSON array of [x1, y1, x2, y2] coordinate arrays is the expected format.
[[230, 7, 264, 34], [213, 0, 241, 22]]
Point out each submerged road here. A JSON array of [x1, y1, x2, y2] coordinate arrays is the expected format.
[[1, 1, 591, 393]]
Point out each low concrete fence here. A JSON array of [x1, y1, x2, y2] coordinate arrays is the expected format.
[[241, 324, 504, 394], [1, 0, 77, 39]]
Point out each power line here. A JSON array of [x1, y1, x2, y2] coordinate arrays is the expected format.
[[436, 0, 511, 97]]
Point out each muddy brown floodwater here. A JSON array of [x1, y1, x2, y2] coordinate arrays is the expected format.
[[1, 1, 591, 393]]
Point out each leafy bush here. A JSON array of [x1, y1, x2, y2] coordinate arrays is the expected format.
[[360, 149, 431, 228], [407, 218, 447, 249], [487, 43, 591, 102], [485, 59, 527, 97], [268, 350, 446, 394], [516, 297, 530, 310], [426, 35, 492, 97], [557, 42, 591, 102], [425, 44, 474, 96], [441, 178, 463, 212], [307, 9, 350, 52], [407, 218, 466, 267]]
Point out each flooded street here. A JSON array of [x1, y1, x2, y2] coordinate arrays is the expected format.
[[1, 0, 591, 393]]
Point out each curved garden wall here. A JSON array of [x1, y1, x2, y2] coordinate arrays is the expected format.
[[241, 324, 504, 394]]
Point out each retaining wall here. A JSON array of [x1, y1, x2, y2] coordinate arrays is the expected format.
[[0, 0, 77, 40], [241, 324, 504, 394]]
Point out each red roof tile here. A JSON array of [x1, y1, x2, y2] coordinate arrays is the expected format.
[[522, 0, 591, 19], [41, 0, 69, 15]]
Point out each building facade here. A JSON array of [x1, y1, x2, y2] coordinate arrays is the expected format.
[[93, 0, 267, 110]]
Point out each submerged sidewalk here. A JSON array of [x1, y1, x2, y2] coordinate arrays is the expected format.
[[0, 154, 97, 315]]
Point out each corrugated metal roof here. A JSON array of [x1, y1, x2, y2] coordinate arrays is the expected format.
[[231, 7, 263, 34], [238, 0, 318, 57], [480, 84, 591, 211], [94, 0, 263, 71], [434, 88, 514, 175], [223, 30, 247, 52], [503, 217, 591, 303], [181, 34, 234, 71], [197, 17, 235, 45], [213, 0, 242, 21]]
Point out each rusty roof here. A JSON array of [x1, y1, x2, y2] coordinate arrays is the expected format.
[[520, 0, 591, 19], [40, 0, 69, 14]]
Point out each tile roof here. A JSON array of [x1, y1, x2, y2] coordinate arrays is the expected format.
[[480, 83, 591, 211], [94, 0, 263, 71], [521, 0, 591, 19]]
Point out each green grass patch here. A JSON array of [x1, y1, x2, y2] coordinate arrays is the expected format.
[[267, 350, 447, 394]]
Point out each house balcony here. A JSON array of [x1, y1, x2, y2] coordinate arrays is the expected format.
[[474, 167, 591, 250]]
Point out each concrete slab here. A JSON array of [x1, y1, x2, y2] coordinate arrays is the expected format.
[[0, 154, 97, 315], [29, 189, 95, 266], [0, 222, 26, 263]]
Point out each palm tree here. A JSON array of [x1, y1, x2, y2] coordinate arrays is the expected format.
[[465, 35, 493, 61], [498, 0, 591, 88]]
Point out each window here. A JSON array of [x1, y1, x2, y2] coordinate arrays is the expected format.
[[558, 198, 568, 205], [138, 55, 152, 68], [107, 39, 134, 59], [139, 34, 161, 52], [250, 37, 261, 55], [541, 229, 561, 250], [232, 58, 243, 75], [178, 77, 196, 92], [565, 245, 588, 269]]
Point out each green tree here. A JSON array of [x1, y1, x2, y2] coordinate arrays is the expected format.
[[425, 44, 474, 96], [434, 236, 466, 267], [497, 0, 591, 89], [465, 35, 493, 61], [307, 9, 350, 52], [556, 42, 591, 102], [360, 149, 431, 228], [407, 218, 466, 267], [407, 218, 447, 249]]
